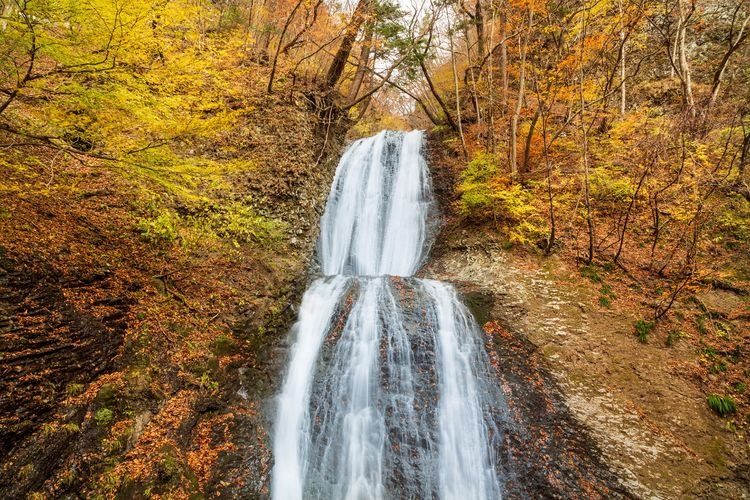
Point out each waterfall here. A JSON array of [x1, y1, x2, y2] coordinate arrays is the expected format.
[[319, 131, 432, 276], [272, 130, 505, 499]]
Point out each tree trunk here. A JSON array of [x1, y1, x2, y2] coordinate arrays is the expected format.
[[324, 0, 371, 90], [500, 12, 508, 113], [578, 3, 595, 264], [474, 0, 485, 61], [534, 79, 557, 254], [347, 26, 374, 102], [253, 0, 274, 61], [614, 163, 650, 263], [420, 59, 460, 133], [486, 0, 497, 153], [449, 30, 468, 160], [352, 72, 373, 122], [522, 108, 540, 174], [464, 24, 482, 127], [670, 14, 680, 78], [0, 2, 16, 30], [676, 0, 695, 116]]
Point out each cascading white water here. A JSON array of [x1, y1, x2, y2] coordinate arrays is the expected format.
[[319, 131, 432, 276], [272, 130, 504, 499]]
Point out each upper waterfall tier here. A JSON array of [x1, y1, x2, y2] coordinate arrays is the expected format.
[[319, 130, 433, 277]]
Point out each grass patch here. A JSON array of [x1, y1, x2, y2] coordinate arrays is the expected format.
[[65, 382, 85, 397], [40, 423, 57, 437], [580, 264, 602, 283], [96, 383, 118, 405], [18, 463, 34, 480], [199, 371, 219, 392], [61, 422, 80, 435], [702, 345, 718, 358], [696, 314, 709, 335], [95, 408, 114, 427], [710, 361, 728, 374], [707, 394, 736, 417], [211, 333, 236, 356], [598, 283, 616, 307]]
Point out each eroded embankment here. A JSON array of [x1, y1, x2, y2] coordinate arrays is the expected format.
[[423, 134, 750, 498], [0, 93, 348, 498]]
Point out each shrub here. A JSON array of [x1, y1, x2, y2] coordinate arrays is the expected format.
[[634, 319, 654, 343], [714, 194, 750, 248], [460, 152, 499, 185], [137, 211, 178, 245], [666, 329, 685, 346], [589, 167, 636, 206], [180, 201, 286, 251], [456, 154, 541, 244], [205, 201, 285, 245], [580, 264, 602, 283]]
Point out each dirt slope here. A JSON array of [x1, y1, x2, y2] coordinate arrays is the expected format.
[[0, 89, 347, 498]]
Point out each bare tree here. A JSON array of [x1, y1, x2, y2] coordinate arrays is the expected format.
[[510, 9, 532, 179], [578, 1, 595, 264], [267, 0, 305, 93], [706, 2, 749, 109]]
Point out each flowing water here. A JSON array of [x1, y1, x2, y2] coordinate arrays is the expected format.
[[272, 130, 506, 499]]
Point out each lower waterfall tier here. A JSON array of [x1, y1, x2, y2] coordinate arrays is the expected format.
[[272, 276, 508, 499]]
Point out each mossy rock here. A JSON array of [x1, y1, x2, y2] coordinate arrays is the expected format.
[[463, 290, 495, 326]]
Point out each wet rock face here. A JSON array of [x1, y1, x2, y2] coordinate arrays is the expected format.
[[422, 240, 749, 498], [450, 284, 630, 499]]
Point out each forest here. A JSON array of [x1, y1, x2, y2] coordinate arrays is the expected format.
[[0, 0, 748, 497]]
